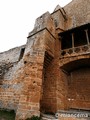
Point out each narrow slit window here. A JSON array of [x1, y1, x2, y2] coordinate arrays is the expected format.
[[19, 48, 25, 61], [54, 19, 58, 27]]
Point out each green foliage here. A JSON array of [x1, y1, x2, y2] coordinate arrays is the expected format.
[[0, 109, 15, 120], [26, 115, 41, 120]]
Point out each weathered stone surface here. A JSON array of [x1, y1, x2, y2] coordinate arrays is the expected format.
[[64, 0, 90, 29], [0, 0, 90, 120]]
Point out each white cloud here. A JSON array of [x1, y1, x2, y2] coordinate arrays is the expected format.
[[0, 0, 72, 52]]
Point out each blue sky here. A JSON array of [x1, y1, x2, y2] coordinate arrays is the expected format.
[[0, 0, 72, 52]]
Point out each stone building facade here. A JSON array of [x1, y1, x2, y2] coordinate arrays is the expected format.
[[0, 0, 90, 119]]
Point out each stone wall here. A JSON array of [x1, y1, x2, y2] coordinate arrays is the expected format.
[[64, 0, 90, 29], [41, 28, 68, 113], [0, 0, 90, 119], [0, 45, 25, 63], [51, 6, 66, 31], [0, 45, 25, 111]]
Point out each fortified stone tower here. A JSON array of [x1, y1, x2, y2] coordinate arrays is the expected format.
[[0, 0, 90, 120]]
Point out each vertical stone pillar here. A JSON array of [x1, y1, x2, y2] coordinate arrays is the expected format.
[[15, 12, 55, 120], [15, 33, 45, 120], [72, 33, 75, 52], [85, 29, 89, 45]]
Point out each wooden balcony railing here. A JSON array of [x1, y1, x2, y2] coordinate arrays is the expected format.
[[60, 44, 90, 58]]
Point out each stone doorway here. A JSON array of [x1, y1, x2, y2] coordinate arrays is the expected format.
[[68, 67, 90, 110], [60, 58, 90, 111]]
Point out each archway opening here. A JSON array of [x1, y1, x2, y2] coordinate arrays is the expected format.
[[61, 59, 90, 110]]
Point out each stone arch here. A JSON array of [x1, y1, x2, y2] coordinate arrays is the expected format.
[[60, 54, 90, 73], [60, 57, 90, 110]]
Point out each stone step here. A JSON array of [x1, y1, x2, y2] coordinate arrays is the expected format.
[[41, 113, 57, 120]]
